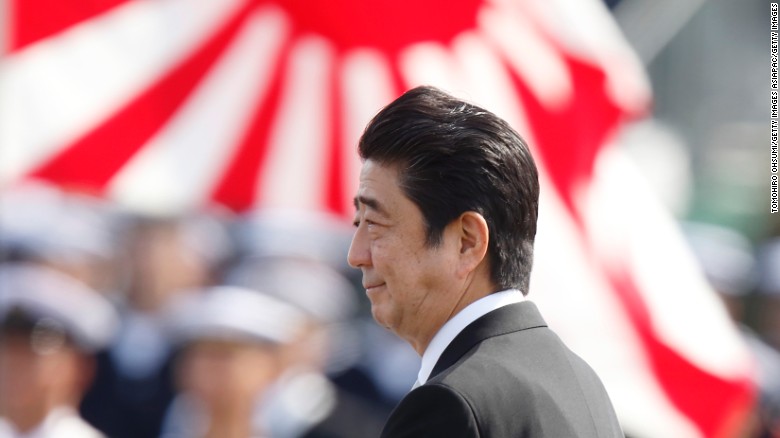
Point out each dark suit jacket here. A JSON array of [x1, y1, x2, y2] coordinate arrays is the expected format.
[[381, 301, 623, 438]]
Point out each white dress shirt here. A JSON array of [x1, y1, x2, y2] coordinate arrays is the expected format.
[[0, 407, 105, 438], [415, 289, 526, 387]]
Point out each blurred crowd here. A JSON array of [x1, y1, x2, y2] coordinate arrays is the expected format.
[[1, 181, 780, 438], [681, 221, 780, 438], [0, 182, 420, 438]]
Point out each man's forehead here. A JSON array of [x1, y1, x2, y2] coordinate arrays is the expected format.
[[354, 161, 400, 215]]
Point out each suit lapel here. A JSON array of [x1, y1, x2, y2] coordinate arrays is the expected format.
[[429, 301, 548, 379]]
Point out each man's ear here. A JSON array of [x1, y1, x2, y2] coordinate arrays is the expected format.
[[455, 211, 489, 277]]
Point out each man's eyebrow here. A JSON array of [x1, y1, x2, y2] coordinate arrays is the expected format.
[[354, 195, 387, 216]]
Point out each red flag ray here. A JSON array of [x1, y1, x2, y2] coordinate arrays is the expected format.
[[210, 38, 292, 211], [26, 0, 256, 191], [338, 49, 403, 213], [510, 54, 623, 217], [326, 49, 405, 216], [8, 0, 130, 52], [324, 54, 346, 215], [607, 268, 755, 438], [273, 0, 481, 55], [252, 37, 335, 210]]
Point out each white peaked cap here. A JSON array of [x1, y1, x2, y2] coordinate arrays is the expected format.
[[0, 182, 117, 261], [0, 263, 120, 352], [225, 257, 357, 324], [168, 286, 307, 346], [234, 209, 354, 268]]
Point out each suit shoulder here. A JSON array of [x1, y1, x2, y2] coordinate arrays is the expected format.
[[381, 383, 481, 438], [427, 329, 623, 437]]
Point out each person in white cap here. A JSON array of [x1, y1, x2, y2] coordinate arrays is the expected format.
[[225, 256, 388, 438], [80, 213, 231, 438], [0, 182, 119, 293], [161, 285, 307, 438], [0, 263, 119, 438]]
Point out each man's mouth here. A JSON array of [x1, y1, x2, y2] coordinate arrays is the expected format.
[[364, 282, 385, 292]]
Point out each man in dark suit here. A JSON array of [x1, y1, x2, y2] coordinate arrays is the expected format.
[[348, 86, 623, 437]]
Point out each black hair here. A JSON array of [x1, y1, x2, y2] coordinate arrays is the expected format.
[[358, 86, 539, 293], [0, 306, 74, 352]]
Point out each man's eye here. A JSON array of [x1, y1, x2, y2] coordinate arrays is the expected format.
[[352, 217, 378, 228]]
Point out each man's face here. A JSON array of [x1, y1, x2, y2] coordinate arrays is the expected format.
[[348, 160, 461, 351]]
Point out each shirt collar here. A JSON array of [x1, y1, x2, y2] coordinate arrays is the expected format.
[[417, 289, 525, 385], [0, 407, 77, 438]]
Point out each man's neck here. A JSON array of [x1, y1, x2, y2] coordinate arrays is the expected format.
[[409, 276, 499, 355], [416, 289, 525, 384]]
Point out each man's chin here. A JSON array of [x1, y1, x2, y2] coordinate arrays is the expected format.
[[370, 305, 392, 330]]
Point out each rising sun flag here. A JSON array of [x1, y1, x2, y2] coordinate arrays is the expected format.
[[0, 0, 757, 436]]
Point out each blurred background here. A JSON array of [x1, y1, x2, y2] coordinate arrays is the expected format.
[[0, 0, 777, 437]]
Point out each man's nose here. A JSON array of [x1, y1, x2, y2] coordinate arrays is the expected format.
[[347, 226, 369, 268]]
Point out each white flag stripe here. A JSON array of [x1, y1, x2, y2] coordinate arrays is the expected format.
[[341, 49, 397, 210], [108, 7, 290, 215], [477, 3, 572, 111], [0, 0, 246, 186], [533, 165, 703, 438], [585, 147, 753, 378], [399, 42, 468, 97], [451, 31, 529, 134], [259, 36, 334, 210]]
